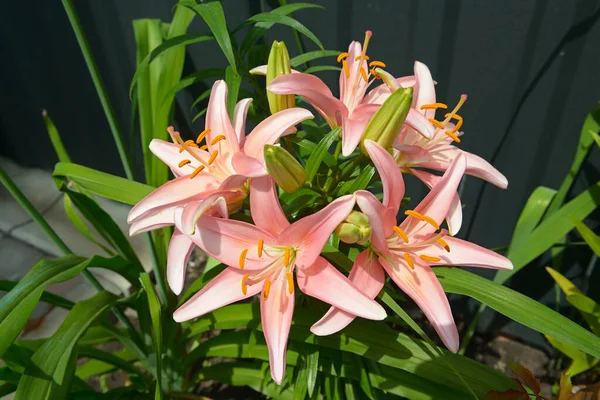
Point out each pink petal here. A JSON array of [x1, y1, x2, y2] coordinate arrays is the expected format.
[[261, 278, 295, 384], [414, 237, 513, 270], [413, 61, 436, 118], [362, 76, 416, 105], [128, 174, 221, 223], [231, 153, 267, 177], [219, 175, 249, 191], [233, 98, 253, 146], [268, 74, 346, 127], [279, 195, 355, 268], [149, 139, 211, 178], [167, 229, 195, 295], [297, 257, 386, 320], [355, 191, 391, 252], [249, 65, 301, 76], [129, 206, 176, 236], [341, 103, 379, 156], [205, 80, 239, 156], [173, 267, 261, 322], [409, 169, 462, 236], [250, 176, 290, 236], [174, 210, 275, 270], [310, 250, 385, 335], [179, 193, 229, 235], [404, 108, 435, 139], [463, 151, 508, 189], [242, 108, 314, 163], [400, 154, 466, 239], [379, 256, 459, 352], [339, 41, 369, 110], [364, 140, 405, 214]]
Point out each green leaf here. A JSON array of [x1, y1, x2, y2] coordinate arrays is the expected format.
[[303, 65, 342, 74], [306, 349, 319, 398], [508, 186, 556, 250], [249, 13, 324, 51], [286, 136, 336, 167], [305, 128, 340, 183], [571, 216, 600, 257], [336, 165, 375, 196], [184, 1, 237, 74], [565, 293, 600, 335], [0, 280, 74, 310], [76, 346, 139, 380], [290, 50, 341, 68], [546, 267, 583, 297], [225, 66, 241, 119], [162, 68, 225, 101], [139, 274, 163, 399], [42, 110, 71, 163], [53, 162, 155, 205], [435, 267, 600, 358], [63, 196, 112, 255], [14, 291, 117, 400], [546, 335, 598, 376], [589, 128, 600, 148]]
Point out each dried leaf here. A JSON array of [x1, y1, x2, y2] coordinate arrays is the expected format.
[[508, 361, 541, 395]]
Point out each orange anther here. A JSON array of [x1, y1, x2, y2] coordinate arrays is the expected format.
[[420, 103, 448, 110], [239, 248, 248, 270], [419, 254, 441, 263], [210, 135, 226, 145], [284, 247, 291, 267], [337, 52, 350, 63], [178, 159, 191, 168], [355, 55, 370, 61], [263, 279, 271, 300], [392, 226, 409, 243], [403, 252, 415, 269], [370, 69, 381, 79], [343, 60, 350, 78], [199, 144, 209, 151], [241, 274, 249, 295], [208, 150, 218, 165], [428, 118, 446, 129], [189, 165, 205, 179], [286, 272, 294, 294], [359, 67, 368, 82], [437, 238, 451, 252], [184, 140, 198, 148], [195, 128, 211, 144], [258, 239, 264, 258], [445, 131, 461, 143], [369, 60, 386, 68], [445, 113, 463, 133], [404, 210, 440, 230]]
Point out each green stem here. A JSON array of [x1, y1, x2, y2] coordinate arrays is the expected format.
[[61, 0, 134, 180], [0, 167, 146, 355], [145, 233, 169, 303]]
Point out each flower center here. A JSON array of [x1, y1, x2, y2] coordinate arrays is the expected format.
[[420, 94, 468, 144]]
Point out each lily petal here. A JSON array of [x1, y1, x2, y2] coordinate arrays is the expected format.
[[364, 140, 405, 214], [129, 206, 176, 236], [173, 267, 261, 322], [310, 251, 385, 335], [250, 176, 290, 235], [413, 61, 436, 118], [167, 229, 195, 295], [242, 108, 314, 163], [149, 139, 211, 178], [414, 237, 513, 270], [249, 65, 301, 76], [179, 193, 229, 235], [279, 195, 355, 268], [355, 191, 391, 252], [361, 75, 416, 105], [268, 74, 346, 127], [261, 278, 294, 385], [380, 256, 459, 352], [404, 108, 436, 139], [297, 257, 386, 320], [342, 104, 379, 156], [205, 80, 239, 156], [128, 174, 220, 223], [233, 98, 253, 146], [231, 152, 268, 177]]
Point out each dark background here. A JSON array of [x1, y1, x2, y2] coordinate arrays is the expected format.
[[1, 0, 600, 348]]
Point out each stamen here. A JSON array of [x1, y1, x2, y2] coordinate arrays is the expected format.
[[419, 254, 441, 262], [208, 150, 219, 165], [241, 274, 249, 295], [173, 133, 211, 169], [359, 66, 368, 82], [445, 114, 463, 133], [428, 118, 446, 129], [284, 247, 291, 267], [370, 69, 381, 79], [184, 140, 198, 148], [392, 226, 409, 243], [421, 215, 440, 230], [337, 52, 350, 63], [263, 279, 271, 300], [343, 60, 350, 78], [258, 239, 264, 258], [286, 272, 294, 294], [195, 128, 211, 144], [355, 55, 370, 61], [403, 252, 415, 269], [420, 103, 448, 110], [189, 165, 205, 179], [239, 248, 248, 270], [167, 126, 177, 143], [351, 31, 372, 88], [369, 60, 386, 68], [404, 210, 440, 230], [445, 131, 461, 143], [210, 135, 226, 145], [437, 238, 451, 252], [178, 159, 191, 168], [438, 94, 467, 131], [199, 144, 209, 151]]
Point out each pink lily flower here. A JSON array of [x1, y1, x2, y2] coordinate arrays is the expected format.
[[311, 140, 513, 352], [259, 31, 435, 156], [172, 176, 386, 383], [127, 80, 313, 294]]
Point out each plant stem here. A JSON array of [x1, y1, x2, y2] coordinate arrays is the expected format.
[[0, 167, 145, 354]]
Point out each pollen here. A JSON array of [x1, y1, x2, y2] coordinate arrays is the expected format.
[[419, 254, 441, 262], [356, 55, 370, 61], [337, 52, 350, 63], [263, 278, 271, 300], [257, 239, 264, 257], [445, 130, 461, 143], [241, 274, 249, 295], [284, 247, 291, 267], [420, 103, 448, 110], [404, 210, 440, 230], [239, 248, 248, 270], [184, 140, 198, 148], [437, 238, 451, 252], [343, 60, 350, 78], [208, 150, 219, 165], [178, 159, 191, 168], [199, 144, 209, 151], [428, 118, 446, 129], [286, 272, 294, 294], [403, 252, 415, 269], [189, 165, 205, 179], [392, 226, 409, 243], [210, 135, 226, 145], [359, 67, 368, 82], [195, 128, 211, 144], [369, 60, 386, 68]]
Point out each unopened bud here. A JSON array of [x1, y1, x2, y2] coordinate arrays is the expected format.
[[264, 145, 306, 193], [335, 211, 371, 245], [267, 41, 295, 114], [360, 86, 413, 154]]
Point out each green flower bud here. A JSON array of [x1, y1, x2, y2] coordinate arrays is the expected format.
[[264, 145, 306, 193], [267, 41, 295, 114], [359, 86, 413, 154], [335, 211, 372, 245]]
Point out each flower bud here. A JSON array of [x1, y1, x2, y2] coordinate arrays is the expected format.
[[359, 86, 413, 154], [335, 211, 371, 245], [266, 41, 295, 114], [264, 145, 306, 193]]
